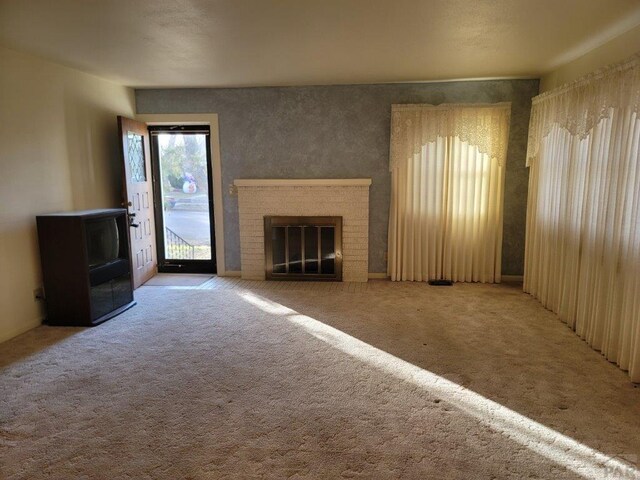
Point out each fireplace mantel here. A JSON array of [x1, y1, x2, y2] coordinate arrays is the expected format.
[[235, 178, 371, 282], [234, 178, 372, 187]]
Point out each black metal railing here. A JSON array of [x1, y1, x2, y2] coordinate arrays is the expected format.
[[165, 227, 195, 259]]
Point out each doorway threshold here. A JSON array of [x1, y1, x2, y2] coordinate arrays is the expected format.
[[143, 273, 213, 287]]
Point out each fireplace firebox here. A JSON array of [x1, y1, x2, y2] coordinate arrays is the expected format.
[[264, 216, 342, 281]]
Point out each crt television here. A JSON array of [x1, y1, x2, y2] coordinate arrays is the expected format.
[[85, 217, 121, 268]]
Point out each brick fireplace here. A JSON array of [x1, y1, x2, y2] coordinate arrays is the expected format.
[[234, 179, 371, 282]]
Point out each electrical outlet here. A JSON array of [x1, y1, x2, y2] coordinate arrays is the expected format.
[[33, 287, 44, 301]]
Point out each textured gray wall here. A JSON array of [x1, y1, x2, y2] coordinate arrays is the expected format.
[[136, 79, 538, 275]]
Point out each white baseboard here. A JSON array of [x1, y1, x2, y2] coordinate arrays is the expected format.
[[224, 271, 388, 280], [501, 275, 524, 282], [368, 273, 389, 279]]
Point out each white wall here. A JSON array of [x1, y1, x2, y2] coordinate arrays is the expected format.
[[0, 45, 135, 343], [541, 24, 640, 92]]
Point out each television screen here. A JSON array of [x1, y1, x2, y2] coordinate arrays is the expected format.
[[85, 218, 120, 267]]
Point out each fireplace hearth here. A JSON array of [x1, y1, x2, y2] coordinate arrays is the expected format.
[[264, 216, 342, 281]]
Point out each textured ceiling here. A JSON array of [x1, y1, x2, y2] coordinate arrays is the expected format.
[[0, 0, 639, 88]]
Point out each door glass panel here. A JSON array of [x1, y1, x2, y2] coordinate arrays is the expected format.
[[304, 226, 319, 273], [288, 226, 303, 273], [157, 133, 211, 260], [321, 227, 335, 274], [127, 132, 146, 182], [90, 281, 113, 321], [272, 227, 286, 274]]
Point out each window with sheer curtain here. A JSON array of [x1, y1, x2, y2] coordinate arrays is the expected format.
[[525, 54, 640, 382], [387, 103, 511, 283]]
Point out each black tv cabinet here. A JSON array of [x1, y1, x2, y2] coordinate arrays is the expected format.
[[37, 209, 136, 326]]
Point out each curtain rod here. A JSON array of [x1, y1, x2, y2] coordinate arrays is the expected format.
[[391, 102, 512, 110], [533, 53, 640, 105]]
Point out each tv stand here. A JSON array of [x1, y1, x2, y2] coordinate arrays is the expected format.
[[37, 209, 136, 326]]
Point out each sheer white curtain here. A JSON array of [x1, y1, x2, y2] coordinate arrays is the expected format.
[[388, 103, 511, 282], [525, 54, 640, 382]]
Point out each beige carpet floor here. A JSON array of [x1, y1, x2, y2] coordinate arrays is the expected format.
[[1, 281, 639, 479]]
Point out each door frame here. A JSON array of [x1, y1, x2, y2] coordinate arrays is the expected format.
[[136, 114, 227, 276], [149, 125, 216, 274]]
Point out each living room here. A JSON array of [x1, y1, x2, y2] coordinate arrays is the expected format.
[[1, 1, 639, 478]]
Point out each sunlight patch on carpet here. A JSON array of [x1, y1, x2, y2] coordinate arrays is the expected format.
[[238, 290, 638, 480]]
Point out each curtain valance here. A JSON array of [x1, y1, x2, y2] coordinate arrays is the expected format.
[[388, 103, 511, 283], [526, 53, 640, 166], [389, 103, 512, 171]]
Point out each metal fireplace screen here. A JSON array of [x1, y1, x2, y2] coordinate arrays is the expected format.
[[264, 216, 342, 281]]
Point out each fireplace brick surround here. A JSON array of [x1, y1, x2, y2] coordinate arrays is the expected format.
[[235, 179, 371, 282]]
